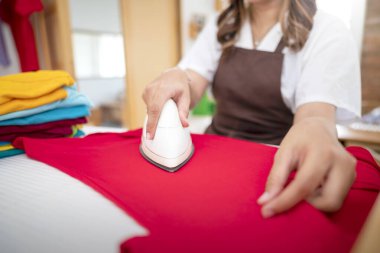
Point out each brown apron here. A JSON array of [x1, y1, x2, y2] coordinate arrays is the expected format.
[[205, 39, 294, 145]]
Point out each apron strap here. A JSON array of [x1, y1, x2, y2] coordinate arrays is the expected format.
[[274, 37, 286, 53]]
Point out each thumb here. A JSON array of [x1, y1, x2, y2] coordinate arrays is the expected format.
[[257, 149, 294, 205]]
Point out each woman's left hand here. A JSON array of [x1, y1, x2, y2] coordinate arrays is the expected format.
[[257, 106, 357, 218]]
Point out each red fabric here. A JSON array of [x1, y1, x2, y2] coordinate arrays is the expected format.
[[3, 125, 73, 142], [14, 129, 380, 253], [0, 117, 87, 135], [0, 0, 43, 72], [1, 117, 86, 142]]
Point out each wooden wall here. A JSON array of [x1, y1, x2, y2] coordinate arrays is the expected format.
[[32, 0, 74, 77], [361, 0, 380, 113], [120, 0, 181, 129]]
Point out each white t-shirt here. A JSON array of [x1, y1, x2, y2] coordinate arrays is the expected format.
[[178, 10, 361, 122]]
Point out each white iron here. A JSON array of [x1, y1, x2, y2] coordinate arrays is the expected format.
[[140, 99, 194, 172]]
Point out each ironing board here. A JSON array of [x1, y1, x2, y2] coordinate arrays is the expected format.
[[0, 126, 147, 253]]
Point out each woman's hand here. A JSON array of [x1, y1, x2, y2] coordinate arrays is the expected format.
[[143, 68, 191, 140], [257, 103, 357, 218], [142, 68, 208, 140]]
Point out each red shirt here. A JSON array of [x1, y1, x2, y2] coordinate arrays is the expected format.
[[14, 129, 380, 253]]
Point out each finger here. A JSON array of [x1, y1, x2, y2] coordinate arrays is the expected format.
[[261, 152, 329, 218], [174, 92, 190, 128], [308, 156, 356, 212], [179, 111, 189, 128], [146, 92, 169, 139], [257, 149, 295, 205]]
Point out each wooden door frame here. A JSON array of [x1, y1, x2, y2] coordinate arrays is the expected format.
[[119, 0, 181, 129]]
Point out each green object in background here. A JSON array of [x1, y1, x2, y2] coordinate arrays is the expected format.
[[192, 94, 216, 116]]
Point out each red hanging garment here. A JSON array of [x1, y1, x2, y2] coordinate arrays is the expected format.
[[14, 129, 380, 253], [0, 0, 43, 72]]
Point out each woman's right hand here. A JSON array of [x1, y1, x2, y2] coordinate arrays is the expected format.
[[142, 68, 192, 140]]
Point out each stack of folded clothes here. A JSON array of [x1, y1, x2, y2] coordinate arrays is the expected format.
[[0, 70, 92, 158]]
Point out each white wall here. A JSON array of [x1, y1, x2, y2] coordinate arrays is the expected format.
[[70, 0, 121, 33], [180, 0, 216, 55], [69, 0, 125, 107], [350, 0, 367, 55]]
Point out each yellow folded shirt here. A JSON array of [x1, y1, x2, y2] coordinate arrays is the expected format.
[[0, 87, 67, 115], [0, 70, 74, 105], [0, 144, 13, 151]]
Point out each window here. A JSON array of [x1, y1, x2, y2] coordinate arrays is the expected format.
[[72, 31, 126, 79]]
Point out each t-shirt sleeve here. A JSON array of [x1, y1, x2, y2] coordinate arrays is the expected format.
[[295, 16, 361, 123], [178, 15, 222, 82]]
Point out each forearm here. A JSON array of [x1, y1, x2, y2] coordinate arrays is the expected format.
[[293, 102, 337, 137]]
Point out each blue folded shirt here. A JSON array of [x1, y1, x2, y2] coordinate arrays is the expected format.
[[0, 148, 24, 159], [0, 105, 90, 126], [0, 85, 93, 121]]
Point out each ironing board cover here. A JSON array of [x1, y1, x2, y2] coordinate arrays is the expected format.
[[14, 129, 380, 253]]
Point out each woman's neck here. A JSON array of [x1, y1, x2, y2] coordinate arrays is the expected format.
[[250, 0, 283, 27]]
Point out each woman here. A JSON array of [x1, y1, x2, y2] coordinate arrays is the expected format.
[[143, 0, 360, 218]]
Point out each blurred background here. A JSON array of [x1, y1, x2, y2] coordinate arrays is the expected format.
[[0, 0, 379, 157]]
